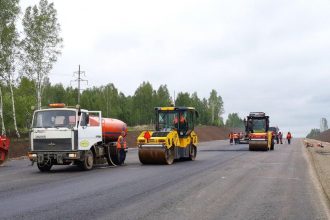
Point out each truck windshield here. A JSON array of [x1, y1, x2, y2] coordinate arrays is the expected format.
[[32, 110, 77, 128], [158, 111, 178, 131], [252, 119, 266, 132]]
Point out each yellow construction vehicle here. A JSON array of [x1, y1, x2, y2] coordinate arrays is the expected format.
[[246, 112, 274, 151], [137, 107, 198, 164]]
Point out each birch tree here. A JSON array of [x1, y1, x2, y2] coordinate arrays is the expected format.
[[208, 89, 224, 126], [22, 0, 63, 109], [0, 0, 20, 137]]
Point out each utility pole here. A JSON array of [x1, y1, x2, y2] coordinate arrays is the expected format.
[[71, 65, 88, 104]]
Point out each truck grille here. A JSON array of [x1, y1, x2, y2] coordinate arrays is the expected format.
[[33, 138, 72, 151]]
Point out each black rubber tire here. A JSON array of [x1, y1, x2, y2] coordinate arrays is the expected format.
[[189, 145, 197, 161], [165, 147, 175, 165], [78, 150, 94, 170], [37, 162, 52, 172]]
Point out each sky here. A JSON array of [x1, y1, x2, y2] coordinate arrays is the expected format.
[[20, 0, 330, 137]]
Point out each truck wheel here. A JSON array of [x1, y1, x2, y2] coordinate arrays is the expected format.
[[189, 144, 197, 161], [79, 150, 94, 170], [37, 162, 52, 172]]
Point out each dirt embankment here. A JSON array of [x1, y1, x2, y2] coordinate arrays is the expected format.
[[8, 126, 230, 158], [313, 129, 330, 142], [304, 138, 330, 207]]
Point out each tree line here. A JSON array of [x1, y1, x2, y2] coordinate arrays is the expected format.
[[0, 78, 227, 134]]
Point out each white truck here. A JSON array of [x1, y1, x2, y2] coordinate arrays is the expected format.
[[28, 103, 128, 172]]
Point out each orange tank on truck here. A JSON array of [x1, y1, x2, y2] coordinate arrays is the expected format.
[[89, 117, 127, 142]]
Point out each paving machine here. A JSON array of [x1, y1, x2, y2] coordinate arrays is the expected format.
[[246, 112, 274, 151], [137, 107, 198, 164], [0, 136, 10, 165]]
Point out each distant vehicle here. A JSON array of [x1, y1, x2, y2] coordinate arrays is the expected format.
[[269, 127, 279, 144], [245, 112, 274, 151]]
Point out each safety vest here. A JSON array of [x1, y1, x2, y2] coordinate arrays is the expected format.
[[180, 115, 185, 123], [287, 133, 292, 139], [116, 135, 127, 149]]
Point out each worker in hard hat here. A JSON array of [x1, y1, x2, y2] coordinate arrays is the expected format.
[[116, 131, 127, 165], [286, 132, 292, 144]]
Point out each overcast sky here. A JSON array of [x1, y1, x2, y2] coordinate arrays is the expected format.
[[21, 0, 330, 137]]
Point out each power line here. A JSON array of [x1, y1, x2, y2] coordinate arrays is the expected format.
[[71, 65, 88, 104]]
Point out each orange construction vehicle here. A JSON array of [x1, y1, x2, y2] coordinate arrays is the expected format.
[[0, 136, 10, 165]]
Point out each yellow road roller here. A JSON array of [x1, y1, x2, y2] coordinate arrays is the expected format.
[[246, 112, 274, 151], [137, 107, 198, 164]]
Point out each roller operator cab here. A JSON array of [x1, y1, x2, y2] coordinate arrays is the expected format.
[[28, 103, 128, 172], [137, 107, 199, 165], [246, 112, 274, 151]]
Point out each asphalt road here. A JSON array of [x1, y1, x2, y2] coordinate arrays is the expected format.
[[0, 139, 329, 220]]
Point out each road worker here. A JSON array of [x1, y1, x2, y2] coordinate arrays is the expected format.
[[173, 115, 179, 128], [117, 131, 127, 165], [179, 114, 187, 127], [278, 131, 283, 144], [286, 132, 292, 145], [229, 132, 234, 144], [233, 132, 239, 144]]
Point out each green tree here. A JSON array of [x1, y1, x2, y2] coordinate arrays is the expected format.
[[175, 92, 192, 106], [154, 85, 171, 107], [0, 0, 20, 136], [118, 93, 132, 125], [15, 77, 35, 131], [132, 82, 154, 125], [208, 89, 224, 126], [226, 113, 244, 129], [22, 0, 63, 109]]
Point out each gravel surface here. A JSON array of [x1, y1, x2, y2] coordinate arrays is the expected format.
[[304, 138, 330, 208]]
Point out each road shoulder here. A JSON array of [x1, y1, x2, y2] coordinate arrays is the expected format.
[[303, 138, 330, 217]]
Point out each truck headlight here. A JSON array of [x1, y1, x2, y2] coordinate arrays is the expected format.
[[28, 153, 37, 159], [68, 153, 77, 158]]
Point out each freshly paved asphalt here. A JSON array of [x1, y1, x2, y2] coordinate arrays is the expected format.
[[0, 139, 329, 220]]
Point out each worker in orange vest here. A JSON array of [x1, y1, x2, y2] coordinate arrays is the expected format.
[[173, 115, 178, 128], [286, 132, 292, 145], [229, 132, 234, 144], [233, 133, 239, 144], [179, 114, 187, 127], [117, 131, 127, 165]]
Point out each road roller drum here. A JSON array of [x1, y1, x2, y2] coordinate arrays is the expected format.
[[138, 146, 174, 165], [249, 140, 268, 151]]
